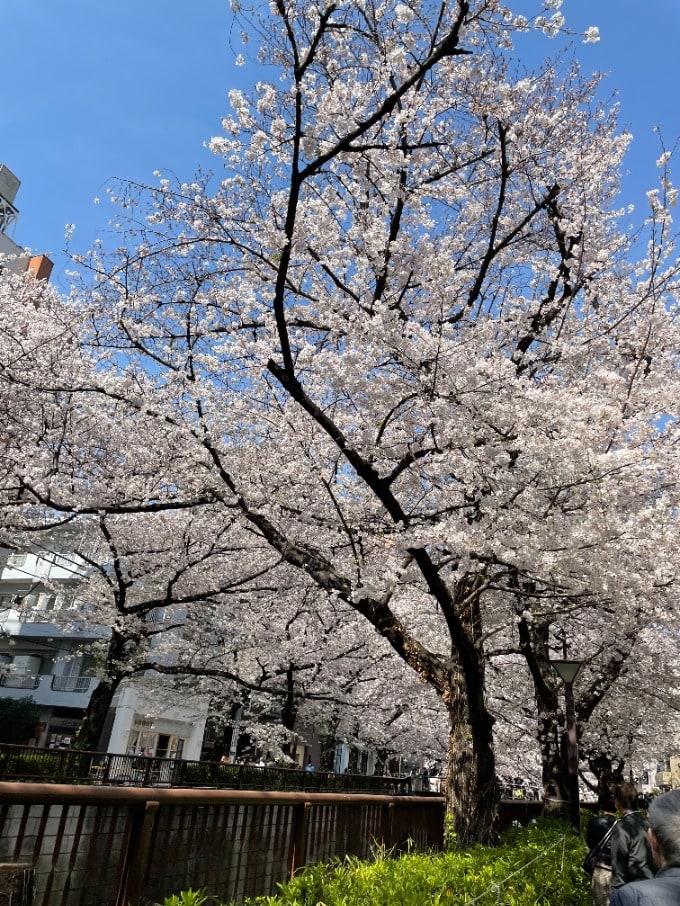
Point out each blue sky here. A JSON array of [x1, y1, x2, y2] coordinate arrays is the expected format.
[[2, 0, 679, 289]]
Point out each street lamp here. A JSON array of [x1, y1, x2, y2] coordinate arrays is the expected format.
[[551, 658, 584, 835]]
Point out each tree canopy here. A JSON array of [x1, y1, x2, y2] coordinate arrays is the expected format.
[[1, 0, 678, 844]]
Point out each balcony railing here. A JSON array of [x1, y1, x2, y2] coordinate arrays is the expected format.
[[0, 674, 40, 689], [50, 675, 93, 692], [0, 673, 94, 693]]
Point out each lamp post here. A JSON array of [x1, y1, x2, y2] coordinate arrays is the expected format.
[[550, 658, 584, 835]]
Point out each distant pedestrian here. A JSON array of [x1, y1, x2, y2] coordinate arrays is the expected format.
[[611, 789, 680, 905], [304, 757, 315, 772], [610, 782, 655, 892]]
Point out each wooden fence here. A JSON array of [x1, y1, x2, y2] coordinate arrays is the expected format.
[[0, 782, 444, 906]]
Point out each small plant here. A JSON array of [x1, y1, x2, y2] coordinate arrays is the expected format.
[[154, 889, 213, 906]]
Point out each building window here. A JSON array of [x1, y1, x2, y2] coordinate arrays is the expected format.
[[10, 654, 42, 676], [0, 655, 41, 689], [126, 730, 185, 760], [0, 594, 17, 616], [39, 593, 57, 612], [6, 552, 27, 567]]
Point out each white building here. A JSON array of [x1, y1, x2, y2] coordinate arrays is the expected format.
[[0, 545, 103, 748], [104, 685, 208, 761], [0, 543, 208, 760]]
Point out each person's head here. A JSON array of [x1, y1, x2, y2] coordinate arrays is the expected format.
[[614, 781, 639, 812], [647, 790, 680, 868]]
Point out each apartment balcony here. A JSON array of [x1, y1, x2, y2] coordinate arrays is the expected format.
[[0, 611, 108, 641], [0, 673, 97, 708]]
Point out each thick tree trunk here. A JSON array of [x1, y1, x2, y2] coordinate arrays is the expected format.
[[442, 664, 498, 847], [74, 627, 135, 751], [535, 706, 571, 817], [73, 678, 120, 750], [517, 616, 571, 814], [585, 750, 625, 800], [539, 714, 570, 818]]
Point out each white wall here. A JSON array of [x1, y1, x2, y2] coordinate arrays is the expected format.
[[107, 683, 209, 760]]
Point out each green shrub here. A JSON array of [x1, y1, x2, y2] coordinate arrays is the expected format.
[[239, 818, 590, 906], [181, 763, 215, 785], [6, 751, 63, 779], [0, 698, 40, 744], [159, 819, 590, 906]]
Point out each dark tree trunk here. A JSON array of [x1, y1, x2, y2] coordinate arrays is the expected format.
[[316, 719, 340, 772], [280, 664, 298, 732], [517, 615, 570, 813], [539, 711, 570, 818], [442, 663, 497, 847], [73, 678, 120, 750], [74, 626, 130, 751], [374, 748, 389, 777], [585, 750, 625, 800]]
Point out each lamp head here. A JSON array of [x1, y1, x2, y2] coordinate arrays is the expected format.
[[550, 659, 584, 684]]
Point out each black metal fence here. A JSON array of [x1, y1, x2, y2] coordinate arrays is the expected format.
[[0, 744, 412, 795]]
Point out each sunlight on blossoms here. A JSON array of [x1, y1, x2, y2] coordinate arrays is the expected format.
[[646, 189, 662, 212], [395, 3, 414, 23]]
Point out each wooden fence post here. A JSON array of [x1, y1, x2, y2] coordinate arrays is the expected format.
[[288, 801, 311, 879], [117, 800, 159, 906], [383, 802, 394, 849]]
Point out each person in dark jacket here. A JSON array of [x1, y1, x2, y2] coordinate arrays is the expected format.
[[611, 789, 680, 905], [586, 790, 618, 905], [610, 781, 655, 891]]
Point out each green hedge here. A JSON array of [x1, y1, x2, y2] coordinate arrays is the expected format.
[[0, 750, 94, 782], [3, 752, 64, 779]]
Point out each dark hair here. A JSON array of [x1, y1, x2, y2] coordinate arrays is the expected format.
[[597, 789, 616, 812], [648, 790, 680, 866], [614, 781, 639, 811]]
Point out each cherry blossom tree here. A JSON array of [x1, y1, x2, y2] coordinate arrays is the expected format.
[[4, 1, 680, 845], [0, 277, 441, 765], [52, 507, 416, 756], [492, 605, 680, 808]]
